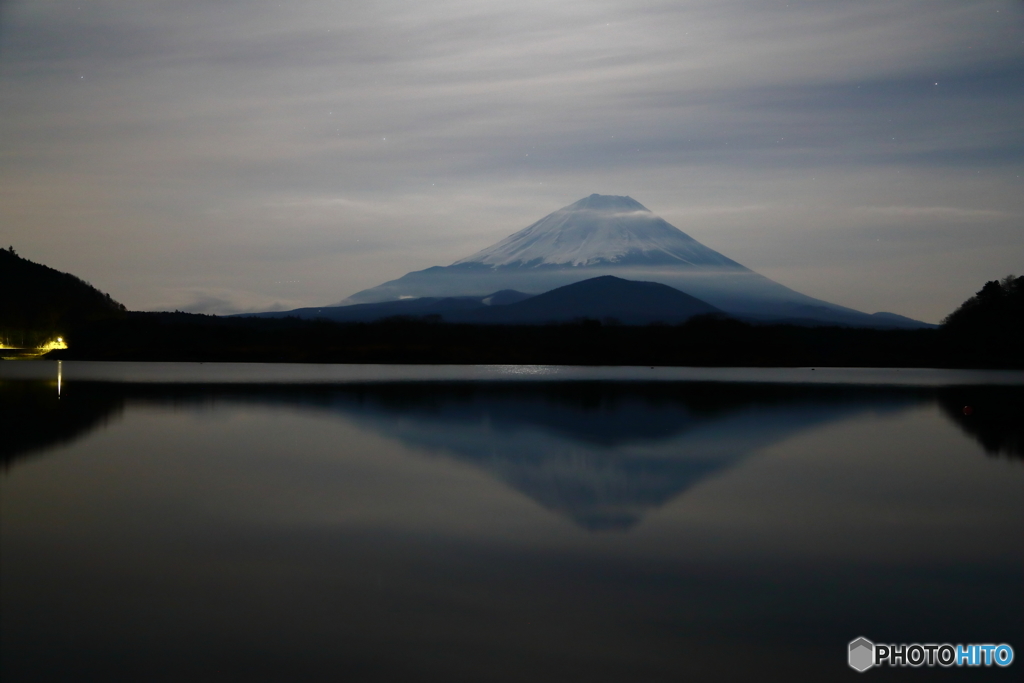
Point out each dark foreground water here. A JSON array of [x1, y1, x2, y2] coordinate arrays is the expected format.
[[2, 362, 1022, 682]]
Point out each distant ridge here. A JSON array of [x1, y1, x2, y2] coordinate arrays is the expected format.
[[241, 276, 721, 326], [455, 276, 721, 325], [241, 291, 532, 323]]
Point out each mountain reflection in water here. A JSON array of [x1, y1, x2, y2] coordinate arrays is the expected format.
[[3, 371, 1023, 683], [4, 379, 1019, 529]]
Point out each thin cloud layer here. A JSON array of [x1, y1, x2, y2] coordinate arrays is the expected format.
[[1, 0, 1022, 322]]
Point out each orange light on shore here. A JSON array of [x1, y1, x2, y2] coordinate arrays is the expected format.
[[38, 337, 68, 351], [0, 336, 68, 357]]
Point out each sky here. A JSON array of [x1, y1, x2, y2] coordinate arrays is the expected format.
[[1, 0, 1022, 323]]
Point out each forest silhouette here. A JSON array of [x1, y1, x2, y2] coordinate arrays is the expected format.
[[2, 249, 1020, 368]]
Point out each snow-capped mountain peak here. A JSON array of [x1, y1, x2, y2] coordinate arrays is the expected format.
[[452, 194, 744, 269]]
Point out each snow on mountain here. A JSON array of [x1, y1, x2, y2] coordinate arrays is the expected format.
[[334, 195, 933, 328], [453, 194, 744, 269]]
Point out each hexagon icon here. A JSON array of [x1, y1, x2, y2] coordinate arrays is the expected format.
[[849, 637, 875, 672]]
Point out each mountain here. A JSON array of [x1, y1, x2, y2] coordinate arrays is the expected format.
[[453, 193, 742, 269], [939, 275, 1023, 368], [942, 275, 1023, 334], [341, 195, 933, 328], [0, 247, 125, 348], [455, 276, 720, 325]]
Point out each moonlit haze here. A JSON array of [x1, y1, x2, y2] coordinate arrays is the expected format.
[[1, 0, 1022, 323]]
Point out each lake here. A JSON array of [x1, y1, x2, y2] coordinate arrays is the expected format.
[[2, 362, 1022, 681]]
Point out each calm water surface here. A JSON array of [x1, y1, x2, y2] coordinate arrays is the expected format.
[[2, 362, 1022, 681]]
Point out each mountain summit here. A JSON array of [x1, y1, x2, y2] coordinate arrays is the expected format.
[[340, 195, 932, 328], [453, 194, 743, 269]]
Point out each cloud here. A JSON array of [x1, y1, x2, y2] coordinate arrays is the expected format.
[[855, 206, 1013, 221], [1, 0, 1022, 321], [173, 292, 244, 315], [159, 289, 305, 316]]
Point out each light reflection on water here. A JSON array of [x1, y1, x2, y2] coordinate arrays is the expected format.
[[1, 363, 1022, 682]]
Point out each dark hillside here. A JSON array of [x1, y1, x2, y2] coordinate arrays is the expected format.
[[940, 275, 1023, 368], [44, 311, 945, 367], [0, 247, 125, 347], [943, 275, 1023, 332], [458, 275, 721, 325], [1, 251, 1018, 368]]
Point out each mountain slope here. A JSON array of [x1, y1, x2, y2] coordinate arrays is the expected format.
[[240, 291, 532, 323], [243, 277, 719, 325], [0, 247, 125, 347], [453, 194, 743, 269], [339, 195, 932, 329], [454, 276, 721, 325]]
